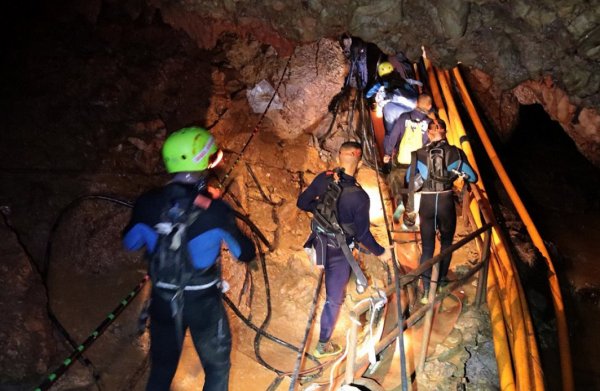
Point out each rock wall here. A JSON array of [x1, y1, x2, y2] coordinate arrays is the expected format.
[[148, 0, 599, 106], [465, 68, 600, 166], [146, 0, 600, 166], [0, 216, 57, 386]]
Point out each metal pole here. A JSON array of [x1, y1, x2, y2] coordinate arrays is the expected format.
[[417, 263, 439, 372], [360, 94, 409, 391], [344, 312, 360, 385], [289, 269, 324, 390]]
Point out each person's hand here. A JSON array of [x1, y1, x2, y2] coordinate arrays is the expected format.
[[377, 246, 393, 262], [383, 155, 391, 164]]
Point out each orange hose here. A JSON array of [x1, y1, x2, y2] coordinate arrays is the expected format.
[[452, 67, 574, 391], [425, 56, 549, 390]]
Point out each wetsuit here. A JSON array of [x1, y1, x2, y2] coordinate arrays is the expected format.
[[297, 171, 385, 343], [123, 182, 255, 391], [405, 140, 477, 290]]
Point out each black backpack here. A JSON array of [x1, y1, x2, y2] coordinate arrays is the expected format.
[[424, 141, 458, 192], [149, 196, 204, 346], [150, 199, 201, 289], [311, 169, 359, 238]]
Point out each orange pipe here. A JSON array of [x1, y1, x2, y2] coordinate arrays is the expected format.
[[425, 57, 546, 390], [487, 257, 517, 391], [371, 109, 386, 158], [424, 57, 455, 147], [452, 67, 574, 391]]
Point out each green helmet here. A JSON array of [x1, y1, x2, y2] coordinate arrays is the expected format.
[[162, 127, 219, 173]]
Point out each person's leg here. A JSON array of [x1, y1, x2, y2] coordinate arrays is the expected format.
[[382, 102, 400, 135], [187, 288, 231, 391], [146, 291, 185, 391], [418, 194, 437, 292], [318, 249, 351, 343], [389, 166, 408, 222], [436, 193, 457, 283]]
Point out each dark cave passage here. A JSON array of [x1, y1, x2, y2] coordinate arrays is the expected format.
[[501, 104, 600, 390]]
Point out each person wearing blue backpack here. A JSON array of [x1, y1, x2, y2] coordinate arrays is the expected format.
[[404, 119, 478, 303], [123, 127, 256, 391]]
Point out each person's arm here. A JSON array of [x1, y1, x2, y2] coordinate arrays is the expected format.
[[122, 195, 158, 252], [365, 82, 382, 99], [352, 196, 385, 256], [406, 158, 428, 182], [220, 203, 256, 263], [297, 172, 326, 212], [450, 149, 478, 183]]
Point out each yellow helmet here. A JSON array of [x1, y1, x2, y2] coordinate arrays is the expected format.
[[377, 62, 394, 77]]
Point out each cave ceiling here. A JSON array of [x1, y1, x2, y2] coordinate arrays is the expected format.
[[133, 0, 599, 109], [85, 0, 599, 165]]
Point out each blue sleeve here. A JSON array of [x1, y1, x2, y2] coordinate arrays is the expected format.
[[297, 172, 327, 212], [448, 149, 478, 183], [187, 202, 256, 267], [365, 82, 382, 99], [352, 196, 385, 256], [187, 227, 254, 268], [384, 116, 405, 156], [123, 223, 158, 252]]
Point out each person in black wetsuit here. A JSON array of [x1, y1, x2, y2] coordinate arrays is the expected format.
[[405, 119, 478, 302], [123, 127, 255, 391], [297, 141, 391, 358]]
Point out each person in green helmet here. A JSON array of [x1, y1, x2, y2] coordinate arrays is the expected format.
[[123, 127, 255, 391]]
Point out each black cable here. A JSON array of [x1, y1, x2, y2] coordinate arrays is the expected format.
[[289, 269, 325, 389], [40, 194, 322, 388], [359, 93, 409, 391]]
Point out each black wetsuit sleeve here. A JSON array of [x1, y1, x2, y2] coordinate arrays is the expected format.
[[297, 172, 328, 212], [352, 193, 385, 256]]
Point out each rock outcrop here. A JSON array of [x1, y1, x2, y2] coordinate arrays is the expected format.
[[0, 216, 57, 386], [143, 0, 600, 166]]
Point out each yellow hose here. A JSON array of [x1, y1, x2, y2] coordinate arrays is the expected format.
[[452, 67, 574, 391], [424, 56, 550, 390]]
